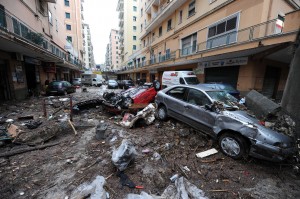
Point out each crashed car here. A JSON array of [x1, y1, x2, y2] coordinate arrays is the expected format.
[[103, 81, 160, 110], [155, 84, 296, 162]]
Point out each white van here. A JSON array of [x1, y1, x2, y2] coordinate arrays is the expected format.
[[92, 77, 102, 87], [162, 71, 199, 88]]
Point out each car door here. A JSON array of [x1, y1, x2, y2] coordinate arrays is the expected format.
[[164, 87, 189, 123], [185, 88, 217, 134]]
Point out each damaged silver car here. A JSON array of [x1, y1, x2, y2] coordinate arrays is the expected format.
[[155, 85, 296, 162]]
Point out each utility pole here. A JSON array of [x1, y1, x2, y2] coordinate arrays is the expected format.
[[281, 30, 300, 139]]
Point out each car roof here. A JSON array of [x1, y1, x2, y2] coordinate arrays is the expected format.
[[166, 84, 222, 92]]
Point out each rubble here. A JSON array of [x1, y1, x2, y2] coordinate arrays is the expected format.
[[120, 104, 156, 128]]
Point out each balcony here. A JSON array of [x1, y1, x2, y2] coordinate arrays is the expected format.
[[118, 11, 124, 19], [117, 0, 124, 11], [142, 0, 187, 39], [0, 9, 83, 69], [119, 19, 124, 28]]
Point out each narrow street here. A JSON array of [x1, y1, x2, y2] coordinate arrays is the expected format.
[[0, 87, 299, 199]]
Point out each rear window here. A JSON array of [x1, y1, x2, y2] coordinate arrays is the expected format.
[[49, 82, 61, 88], [184, 77, 199, 85], [73, 78, 80, 81]]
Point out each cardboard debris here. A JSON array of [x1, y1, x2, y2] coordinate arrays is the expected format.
[[196, 148, 218, 158], [7, 124, 21, 138]]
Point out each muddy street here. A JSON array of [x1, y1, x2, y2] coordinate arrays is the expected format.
[[0, 86, 300, 199]]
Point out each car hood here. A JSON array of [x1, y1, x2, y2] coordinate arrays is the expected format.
[[222, 110, 294, 145]]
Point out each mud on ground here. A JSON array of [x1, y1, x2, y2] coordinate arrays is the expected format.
[[0, 87, 300, 199]]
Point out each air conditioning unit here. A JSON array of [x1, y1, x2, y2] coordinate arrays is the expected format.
[[15, 53, 24, 61]]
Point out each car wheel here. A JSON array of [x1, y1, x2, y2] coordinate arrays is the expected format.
[[218, 133, 248, 159], [157, 105, 167, 121], [123, 97, 133, 108], [63, 90, 68, 95]]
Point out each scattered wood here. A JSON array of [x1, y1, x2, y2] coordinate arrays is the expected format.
[[0, 142, 60, 158], [7, 124, 21, 138], [68, 119, 77, 135], [104, 184, 116, 195], [209, 189, 229, 192], [105, 173, 114, 180], [176, 163, 189, 179]]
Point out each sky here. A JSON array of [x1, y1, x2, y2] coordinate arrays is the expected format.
[[83, 0, 119, 64]]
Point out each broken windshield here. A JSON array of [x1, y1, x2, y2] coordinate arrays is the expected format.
[[206, 91, 238, 107]]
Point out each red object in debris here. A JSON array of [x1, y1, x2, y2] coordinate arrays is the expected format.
[[135, 185, 144, 189], [259, 121, 265, 126], [132, 87, 157, 104]]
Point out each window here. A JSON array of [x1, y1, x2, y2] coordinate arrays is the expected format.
[[179, 10, 183, 24], [188, 0, 196, 17], [55, 19, 58, 31], [67, 36, 72, 42], [167, 87, 187, 100], [207, 14, 238, 48], [143, 40, 145, 47], [133, 45, 136, 50], [181, 33, 197, 55], [167, 19, 172, 31], [116, 41, 118, 44], [66, 24, 71, 30], [116, 46, 118, 49], [64, 0, 70, 6], [141, 8, 143, 16], [133, 36, 136, 40], [133, 6, 137, 11], [166, 49, 171, 59], [133, 26, 136, 31], [65, 12, 70, 19], [48, 11, 52, 24], [140, 24, 143, 32], [159, 26, 162, 37], [187, 89, 211, 106], [133, 16, 137, 21]]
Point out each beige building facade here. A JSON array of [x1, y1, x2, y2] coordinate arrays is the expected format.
[[108, 29, 120, 70], [117, 0, 140, 66], [118, 0, 300, 100], [0, 0, 84, 100]]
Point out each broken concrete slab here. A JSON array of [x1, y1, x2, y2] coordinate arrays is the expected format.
[[196, 148, 218, 158], [245, 90, 281, 119]]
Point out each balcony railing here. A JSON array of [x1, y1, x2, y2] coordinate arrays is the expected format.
[[116, 14, 298, 73], [0, 9, 83, 68]]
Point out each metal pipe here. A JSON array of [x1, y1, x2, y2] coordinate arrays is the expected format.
[[70, 96, 73, 122]]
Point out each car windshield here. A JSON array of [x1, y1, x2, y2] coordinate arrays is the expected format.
[[184, 77, 199, 85], [218, 84, 237, 92], [206, 91, 238, 107], [109, 80, 116, 83]]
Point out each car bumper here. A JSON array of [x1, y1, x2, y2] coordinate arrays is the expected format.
[[250, 141, 296, 162]]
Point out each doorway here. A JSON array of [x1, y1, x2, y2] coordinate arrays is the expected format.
[[25, 63, 37, 95], [262, 66, 281, 99], [0, 60, 12, 101]]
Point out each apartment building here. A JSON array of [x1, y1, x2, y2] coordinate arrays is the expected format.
[[82, 23, 95, 69], [118, 0, 300, 100], [105, 44, 110, 67], [0, 0, 85, 100], [107, 29, 120, 71], [117, 0, 140, 67]]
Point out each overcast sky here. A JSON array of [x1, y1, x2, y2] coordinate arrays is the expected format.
[[83, 0, 119, 64]]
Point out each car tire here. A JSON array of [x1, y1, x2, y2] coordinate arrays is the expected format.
[[218, 133, 248, 160], [157, 105, 167, 121]]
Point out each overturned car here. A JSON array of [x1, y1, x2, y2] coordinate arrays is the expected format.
[[155, 84, 296, 162], [102, 81, 160, 110]]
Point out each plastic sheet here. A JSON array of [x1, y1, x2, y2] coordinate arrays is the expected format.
[[112, 139, 137, 171]]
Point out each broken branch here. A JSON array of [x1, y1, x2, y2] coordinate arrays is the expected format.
[[0, 142, 60, 158], [68, 119, 77, 135]]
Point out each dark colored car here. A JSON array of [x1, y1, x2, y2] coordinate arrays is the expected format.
[[46, 81, 76, 96], [107, 80, 118, 89], [155, 84, 295, 162], [118, 80, 135, 89], [202, 83, 240, 99]]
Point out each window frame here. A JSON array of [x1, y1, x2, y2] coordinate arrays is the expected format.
[[133, 6, 137, 12], [64, 0, 70, 6], [181, 32, 197, 55], [188, 0, 196, 17], [167, 19, 172, 31], [187, 88, 212, 107], [65, 12, 70, 19], [166, 87, 188, 101], [66, 24, 71, 30], [159, 26, 162, 37], [48, 10, 53, 25]]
